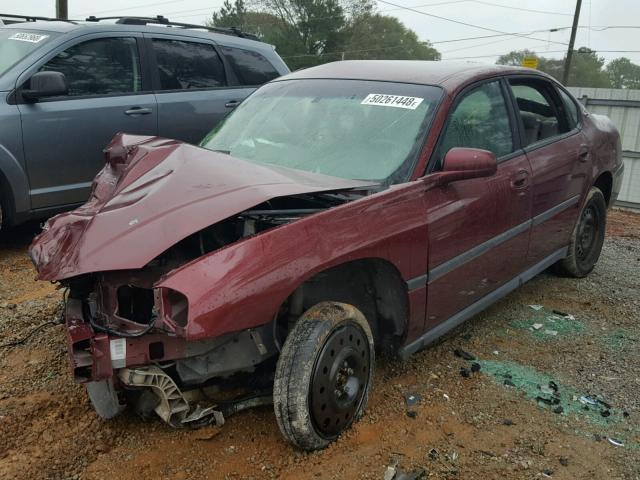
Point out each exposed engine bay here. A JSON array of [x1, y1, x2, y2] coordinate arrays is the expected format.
[[60, 190, 365, 427]]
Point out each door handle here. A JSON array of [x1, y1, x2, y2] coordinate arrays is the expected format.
[[578, 144, 590, 162], [124, 107, 152, 116], [225, 100, 240, 109], [511, 169, 529, 189]]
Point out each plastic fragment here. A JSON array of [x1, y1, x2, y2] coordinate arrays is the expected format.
[[428, 448, 439, 460], [579, 396, 598, 406], [529, 304, 544, 311], [532, 323, 544, 330], [404, 393, 421, 407], [470, 362, 481, 373], [607, 437, 624, 447], [384, 466, 396, 480]]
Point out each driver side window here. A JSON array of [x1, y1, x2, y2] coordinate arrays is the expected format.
[[436, 81, 513, 169], [39, 37, 142, 97]]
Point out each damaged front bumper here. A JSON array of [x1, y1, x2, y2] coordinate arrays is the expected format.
[[64, 294, 277, 427]]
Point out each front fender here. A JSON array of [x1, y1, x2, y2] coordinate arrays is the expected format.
[[157, 181, 429, 341], [0, 142, 30, 220]]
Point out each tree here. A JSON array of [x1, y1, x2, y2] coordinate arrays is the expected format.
[[342, 14, 440, 61], [606, 57, 640, 89], [563, 48, 611, 87], [209, 0, 440, 70], [496, 49, 538, 67], [496, 47, 611, 88], [211, 0, 247, 28]]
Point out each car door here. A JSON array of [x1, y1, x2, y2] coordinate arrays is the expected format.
[[146, 35, 254, 145], [506, 77, 590, 266], [423, 79, 533, 329], [16, 34, 157, 209]]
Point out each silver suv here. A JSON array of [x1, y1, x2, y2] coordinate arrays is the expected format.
[[0, 14, 289, 229]]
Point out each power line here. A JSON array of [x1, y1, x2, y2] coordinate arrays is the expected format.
[[170, 0, 468, 22], [469, 0, 573, 16], [374, 0, 569, 46], [282, 44, 640, 62], [432, 28, 568, 45], [74, 0, 188, 17]]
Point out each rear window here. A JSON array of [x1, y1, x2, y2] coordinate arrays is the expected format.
[[221, 46, 280, 85], [152, 39, 226, 90], [0, 29, 59, 77]]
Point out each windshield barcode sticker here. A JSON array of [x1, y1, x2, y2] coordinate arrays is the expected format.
[[110, 338, 126, 368], [361, 94, 424, 110], [8, 32, 49, 43]]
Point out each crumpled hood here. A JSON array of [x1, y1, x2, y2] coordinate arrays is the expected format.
[[30, 133, 375, 281]]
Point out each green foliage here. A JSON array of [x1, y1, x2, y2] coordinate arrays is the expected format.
[[342, 14, 440, 61], [606, 57, 640, 89], [497, 47, 619, 88], [209, 0, 440, 70]]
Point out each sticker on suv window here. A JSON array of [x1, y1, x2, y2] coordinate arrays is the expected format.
[[361, 94, 424, 110], [8, 32, 49, 43]]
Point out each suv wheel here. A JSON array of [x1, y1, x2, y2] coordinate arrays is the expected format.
[[273, 302, 374, 451], [557, 186, 607, 277]]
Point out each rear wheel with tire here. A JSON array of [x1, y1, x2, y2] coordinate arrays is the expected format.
[[557, 186, 607, 277], [273, 302, 374, 451]]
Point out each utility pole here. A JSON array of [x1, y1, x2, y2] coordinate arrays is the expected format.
[[562, 0, 582, 85], [56, 0, 68, 20]]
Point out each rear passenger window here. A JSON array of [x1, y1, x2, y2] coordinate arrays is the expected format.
[[436, 81, 513, 167], [152, 39, 226, 90], [39, 37, 142, 96], [509, 81, 567, 146], [221, 46, 280, 85], [558, 88, 579, 129]]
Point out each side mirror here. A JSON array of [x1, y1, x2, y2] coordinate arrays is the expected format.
[[438, 147, 497, 184], [22, 71, 68, 101]]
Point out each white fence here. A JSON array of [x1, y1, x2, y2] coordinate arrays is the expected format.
[[568, 87, 640, 209]]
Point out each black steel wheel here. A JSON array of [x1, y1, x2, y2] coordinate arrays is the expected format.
[[557, 187, 607, 277], [273, 302, 374, 451]]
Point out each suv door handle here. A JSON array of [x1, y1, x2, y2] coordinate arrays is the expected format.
[[511, 169, 529, 189], [225, 100, 240, 109], [124, 107, 152, 116], [579, 144, 590, 162]]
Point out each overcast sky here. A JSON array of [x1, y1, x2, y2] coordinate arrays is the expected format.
[[5, 0, 640, 64]]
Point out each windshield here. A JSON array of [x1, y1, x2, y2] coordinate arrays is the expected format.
[[0, 29, 58, 77], [201, 79, 442, 182]]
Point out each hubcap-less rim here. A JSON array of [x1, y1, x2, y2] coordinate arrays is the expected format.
[[310, 323, 370, 438], [576, 205, 598, 261]]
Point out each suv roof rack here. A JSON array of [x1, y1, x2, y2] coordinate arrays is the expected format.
[[84, 15, 259, 41], [0, 13, 76, 24]]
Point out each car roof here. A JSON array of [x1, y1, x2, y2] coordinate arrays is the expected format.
[[1, 20, 272, 49], [278, 60, 550, 91]]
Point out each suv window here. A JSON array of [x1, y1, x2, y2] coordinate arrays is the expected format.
[[221, 46, 280, 85], [39, 37, 142, 96], [152, 39, 226, 90], [437, 80, 513, 167], [509, 81, 567, 146]]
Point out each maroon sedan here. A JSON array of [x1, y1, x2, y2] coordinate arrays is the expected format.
[[30, 60, 624, 450]]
